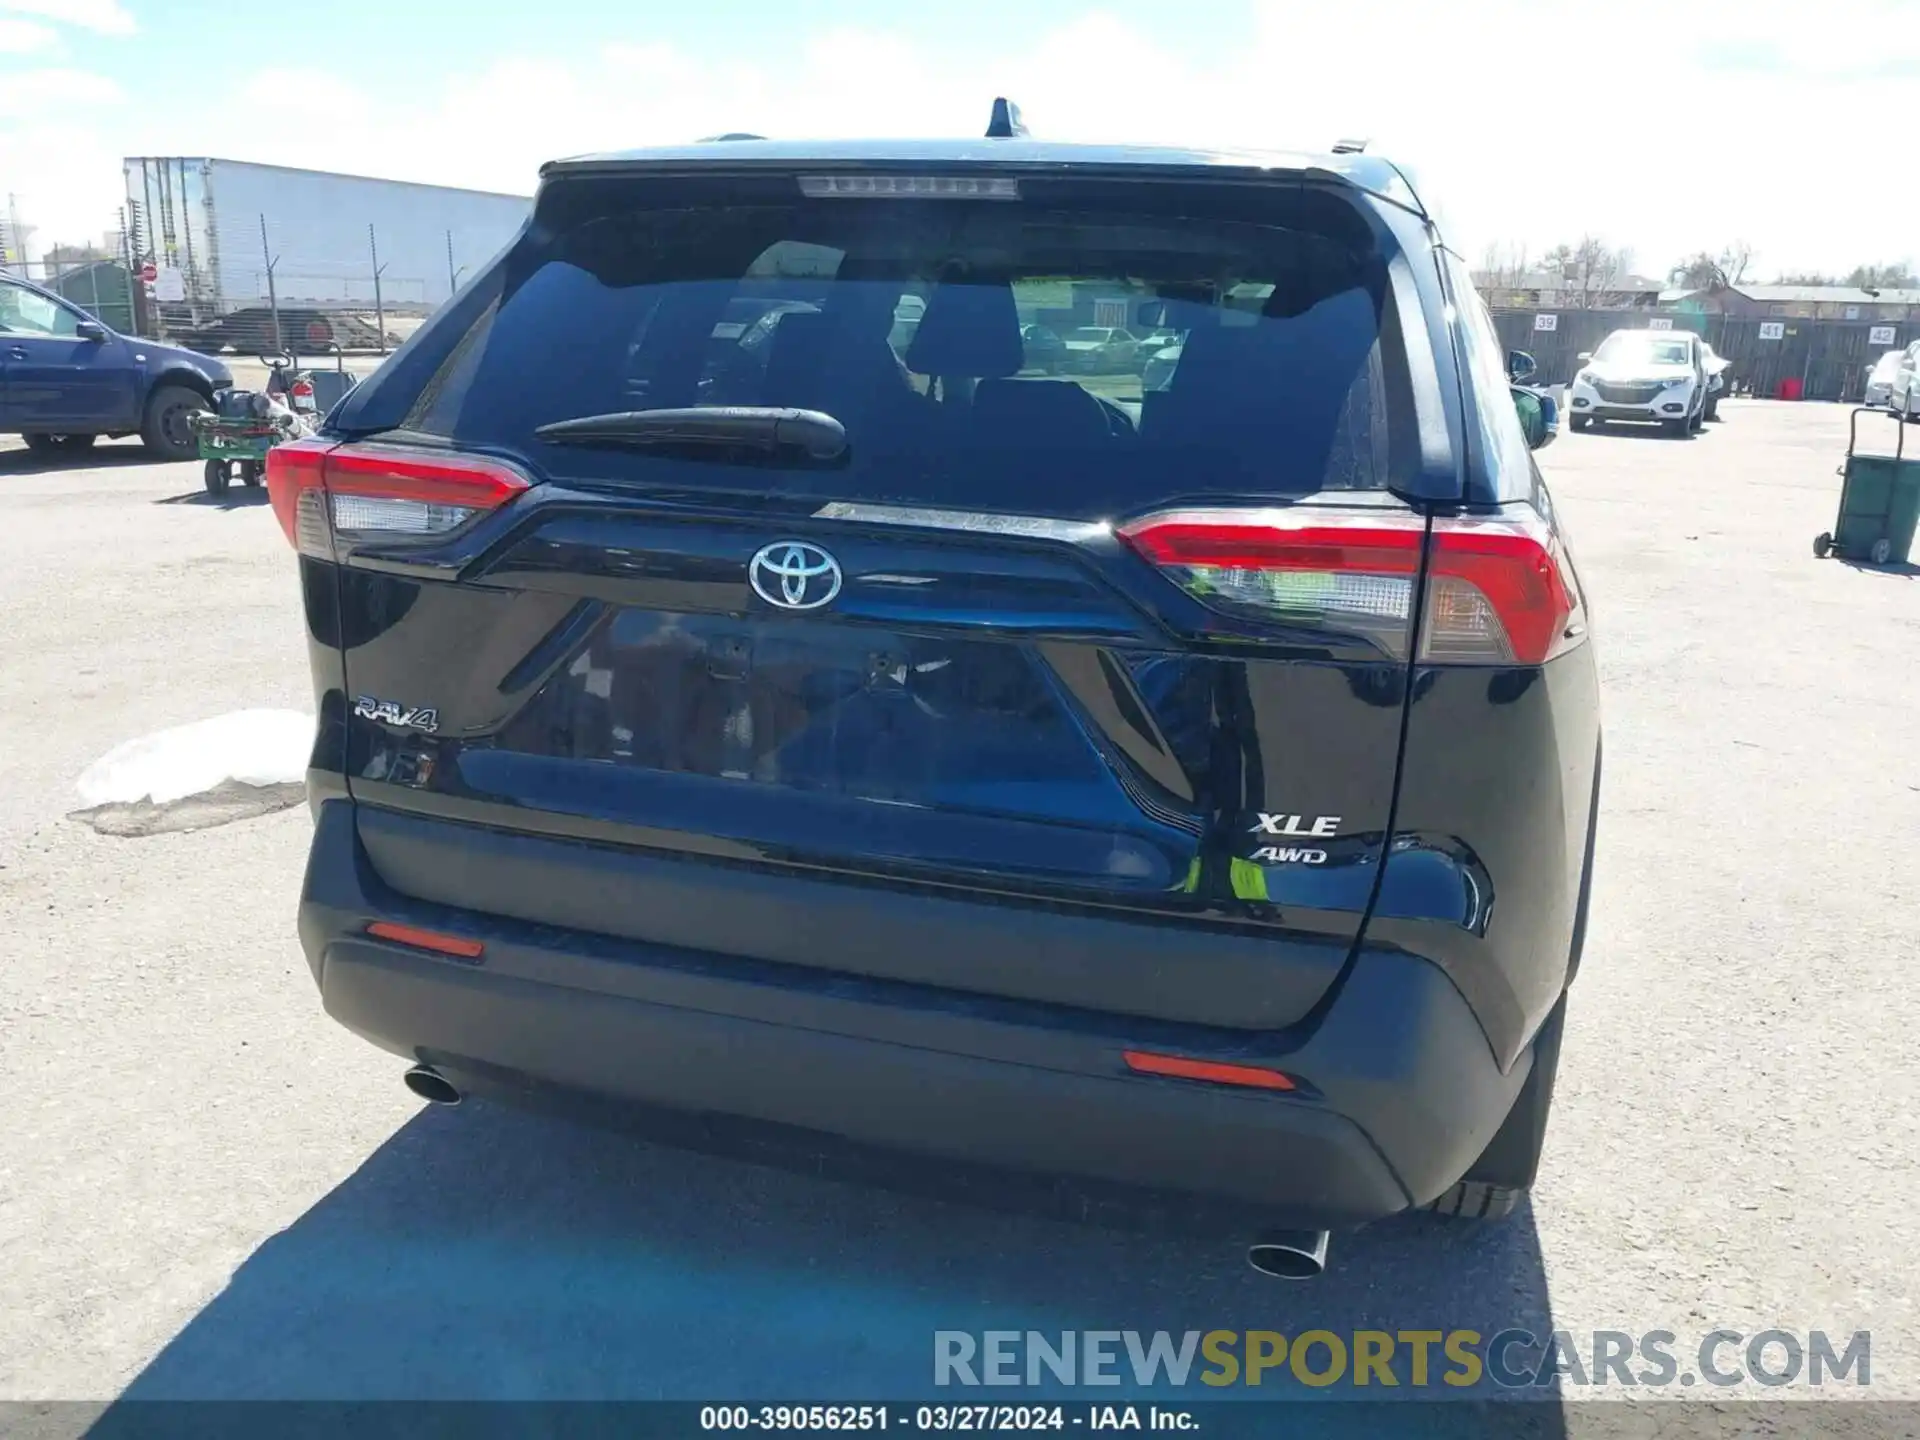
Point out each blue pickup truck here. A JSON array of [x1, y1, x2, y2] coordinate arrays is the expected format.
[[1, 271, 231, 460]]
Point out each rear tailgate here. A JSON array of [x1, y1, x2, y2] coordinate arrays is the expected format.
[[288, 162, 1454, 1031]]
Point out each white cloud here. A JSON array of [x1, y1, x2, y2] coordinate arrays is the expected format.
[[0, 16, 56, 50], [0, 0, 135, 34], [2, 6, 1915, 277], [0, 64, 118, 115]]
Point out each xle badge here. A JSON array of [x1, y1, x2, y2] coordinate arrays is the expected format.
[[354, 696, 440, 733], [1248, 813, 1341, 866]]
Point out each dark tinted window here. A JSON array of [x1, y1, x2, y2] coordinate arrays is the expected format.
[[405, 176, 1414, 519]]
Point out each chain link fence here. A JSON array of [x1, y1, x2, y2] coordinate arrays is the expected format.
[[4, 213, 444, 361], [117, 158, 528, 362], [124, 201, 439, 359]]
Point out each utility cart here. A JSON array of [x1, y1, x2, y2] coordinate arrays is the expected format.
[[1814, 408, 1920, 566], [189, 408, 279, 496], [189, 353, 326, 496]]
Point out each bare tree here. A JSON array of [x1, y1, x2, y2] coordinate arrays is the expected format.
[[1669, 241, 1756, 291], [1474, 242, 1532, 290], [1846, 262, 1919, 290], [1722, 240, 1754, 286], [1559, 236, 1639, 308]]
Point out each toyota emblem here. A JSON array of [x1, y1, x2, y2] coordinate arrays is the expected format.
[[749, 541, 843, 611]]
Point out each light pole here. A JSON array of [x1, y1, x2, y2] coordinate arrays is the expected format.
[[259, 213, 283, 356], [369, 224, 390, 353]]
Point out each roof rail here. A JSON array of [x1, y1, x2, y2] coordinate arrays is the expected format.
[[1331, 137, 1369, 155], [698, 132, 767, 142], [986, 98, 1028, 139]]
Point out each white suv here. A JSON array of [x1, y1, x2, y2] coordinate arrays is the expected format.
[[1568, 328, 1707, 436], [1889, 341, 1920, 419]]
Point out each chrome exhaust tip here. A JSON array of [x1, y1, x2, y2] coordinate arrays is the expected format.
[[1246, 1229, 1329, 1279], [403, 1064, 461, 1106]]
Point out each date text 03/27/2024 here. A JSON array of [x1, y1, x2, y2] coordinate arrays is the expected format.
[[699, 1405, 1191, 1431]]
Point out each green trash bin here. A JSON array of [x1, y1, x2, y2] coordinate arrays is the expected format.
[[1814, 409, 1920, 566]]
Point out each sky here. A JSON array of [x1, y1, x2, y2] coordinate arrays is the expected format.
[[3, 0, 1918, 279]]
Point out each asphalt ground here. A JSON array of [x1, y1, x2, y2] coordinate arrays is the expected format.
[[0, 402, 1915, 1418]]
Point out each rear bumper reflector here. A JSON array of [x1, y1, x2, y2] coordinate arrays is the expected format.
[[366, 921, 485, 960], [1122, 1049, 1297, 1091]]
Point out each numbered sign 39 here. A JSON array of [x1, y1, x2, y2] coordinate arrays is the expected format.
[[1869, 325, 1897, 346], [1533, 313, 1558, 332], [1758, 321, 1786, 341]]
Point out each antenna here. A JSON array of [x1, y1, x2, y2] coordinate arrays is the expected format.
[[986, 98, 1029, 139]]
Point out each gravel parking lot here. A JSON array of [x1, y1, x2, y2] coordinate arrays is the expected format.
[[1, 403, 1916, 1410]]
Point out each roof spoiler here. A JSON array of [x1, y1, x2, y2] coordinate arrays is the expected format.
[[986, 98, 1028, 139]]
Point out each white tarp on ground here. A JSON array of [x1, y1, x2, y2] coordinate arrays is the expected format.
[[72, 711, 313, 835], [77, 710, 313, 806]]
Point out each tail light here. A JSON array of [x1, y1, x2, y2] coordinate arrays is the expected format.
[[1119, 507, 1582, 665], [266, 440, 530, 559]]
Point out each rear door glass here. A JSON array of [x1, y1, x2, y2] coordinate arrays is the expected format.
[[405, 178, 1414, 520]]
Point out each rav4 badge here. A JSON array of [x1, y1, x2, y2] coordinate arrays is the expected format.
[[353, 696, 440, 733]]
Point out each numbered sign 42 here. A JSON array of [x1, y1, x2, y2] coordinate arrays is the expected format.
[[1758, 321, 1786, 341], [1869, 325, 1897, 346]]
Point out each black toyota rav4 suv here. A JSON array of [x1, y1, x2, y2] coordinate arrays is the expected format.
[[273, 116, 1600, 1267]]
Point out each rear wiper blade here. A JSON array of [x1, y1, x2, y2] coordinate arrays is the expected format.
[[534, 407, 847, 462]]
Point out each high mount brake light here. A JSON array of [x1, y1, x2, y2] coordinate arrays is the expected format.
[[265, 441, 530, 558], [1119, 508, 1581, 665], [797, 174, 1021, 200]]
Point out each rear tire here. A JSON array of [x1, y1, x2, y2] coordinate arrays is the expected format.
[[203, 459, 231, 495], [241, 460, 263, 487], [1428, 992, 1569, 1223], [1814, 532, 1833, 558], [1870, 537, 1893, 565], [1663, 417, 1690, 437], [22, 433, 97, 456], [141, 384, 207, 461], [1704, 395, 1719, 422]]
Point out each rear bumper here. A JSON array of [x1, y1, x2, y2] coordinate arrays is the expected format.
[[298, 800, 1530, 1229]]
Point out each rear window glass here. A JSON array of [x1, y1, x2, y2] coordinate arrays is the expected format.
[[404, 176, 1414, 519]]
